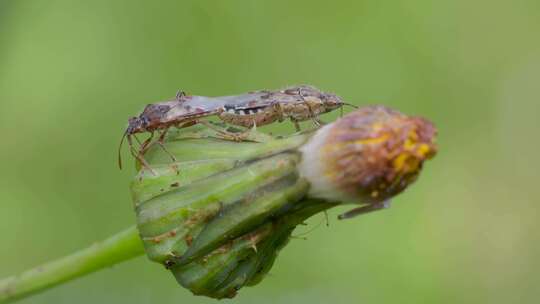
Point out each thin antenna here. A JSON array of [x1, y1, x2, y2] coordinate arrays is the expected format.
[[118, 129, 129, 169], [340, 102, 357, 117]]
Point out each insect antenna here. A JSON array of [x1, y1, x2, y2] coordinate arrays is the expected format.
[[340, 102, 358, 117], [118, 129, 129, 169], [342, 102, 358, 109], [133, 134, 143, 146]]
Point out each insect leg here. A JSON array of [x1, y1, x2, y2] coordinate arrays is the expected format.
[[137, 130, 179, 172], [298, 87, 315, 116], [201, 119, 261, 142], [298, 87, 323, 127], [337, 200, 391, 220], [133, 134, 143, 146], [157, 128, 178, 163], [233, 120, 258, 141], [199, 120, 245, 141], [127, 134, 157, 175], [175, 90, 186, 101], [291, 119, 301, 132], [135, 132, 157, 173], [155, 128, 180, 175], [313, 117, 325, 127], [272, 102, 285, 122], [311, 115, 326, 127], [139, 132, 155, 155]]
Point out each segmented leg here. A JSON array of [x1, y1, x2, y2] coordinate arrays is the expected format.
[[139, 132, 155, 155], [133, 134, 143, 146], [199, 120, 235, 138], [156, 128, 180, 174], [298, 87, 324, 128], [200, 120, 255, 142], [136, 128, 178, 162], [236, 120, 258, 140], [127, 134, 157, 175], [337, 200, 391, 220], [313, 117, 325, 127], [273, 102, 285, 122], [292, 119, 301, 132], [175, 90, 186, 101], [156, 128, 177, 163], [135, 128, 179, 174]]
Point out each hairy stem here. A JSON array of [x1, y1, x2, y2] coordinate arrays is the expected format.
[[0, 226, 144, 303]]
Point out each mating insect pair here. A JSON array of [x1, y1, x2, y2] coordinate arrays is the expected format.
[[118, 85, 355, 171]]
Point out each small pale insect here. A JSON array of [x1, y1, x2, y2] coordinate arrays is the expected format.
[[118, 85, 355, 170]]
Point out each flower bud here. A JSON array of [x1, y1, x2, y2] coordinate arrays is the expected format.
[[132, 105, 437, 298], [299, 105, 437, 206]]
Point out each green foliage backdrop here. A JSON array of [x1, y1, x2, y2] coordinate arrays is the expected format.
[[1, 1, 539, 303]]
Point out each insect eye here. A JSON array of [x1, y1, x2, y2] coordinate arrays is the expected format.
[[141, 117, 150, 126]]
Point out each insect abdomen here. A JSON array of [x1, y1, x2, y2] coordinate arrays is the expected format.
[[219, 105, 280, 127]]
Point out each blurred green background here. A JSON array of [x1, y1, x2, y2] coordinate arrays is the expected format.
[[1, 0, 539, 303]]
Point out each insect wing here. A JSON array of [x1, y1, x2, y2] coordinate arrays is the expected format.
[[164, 100, 217, 122], [215, 91, 269, 108]]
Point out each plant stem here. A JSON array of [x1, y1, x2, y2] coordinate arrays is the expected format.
[[0, 226, 144, 303]]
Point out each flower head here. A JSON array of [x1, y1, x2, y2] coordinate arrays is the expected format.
[[300, 105, 437, 204]]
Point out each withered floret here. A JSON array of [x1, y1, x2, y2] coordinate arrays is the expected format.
[[300, 105, 437, 204]]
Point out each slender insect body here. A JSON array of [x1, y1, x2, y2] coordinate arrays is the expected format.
[[216, 85, 345, 128], [119, 85, 352, 170]]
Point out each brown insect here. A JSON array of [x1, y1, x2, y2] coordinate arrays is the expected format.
[[118, 85, 355, 171]]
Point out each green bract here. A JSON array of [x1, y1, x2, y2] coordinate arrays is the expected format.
[[132, 126, 335, 298]]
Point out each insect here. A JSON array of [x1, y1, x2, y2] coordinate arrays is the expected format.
[[118, 85, 355, 170]]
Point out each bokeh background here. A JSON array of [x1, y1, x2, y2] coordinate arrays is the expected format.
[[1, 1, 539, 303]]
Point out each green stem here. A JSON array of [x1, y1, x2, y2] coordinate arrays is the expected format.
[[0, 226, 144, 304]]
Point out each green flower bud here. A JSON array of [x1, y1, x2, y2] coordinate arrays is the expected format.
[[132, 106, 437, 298]]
